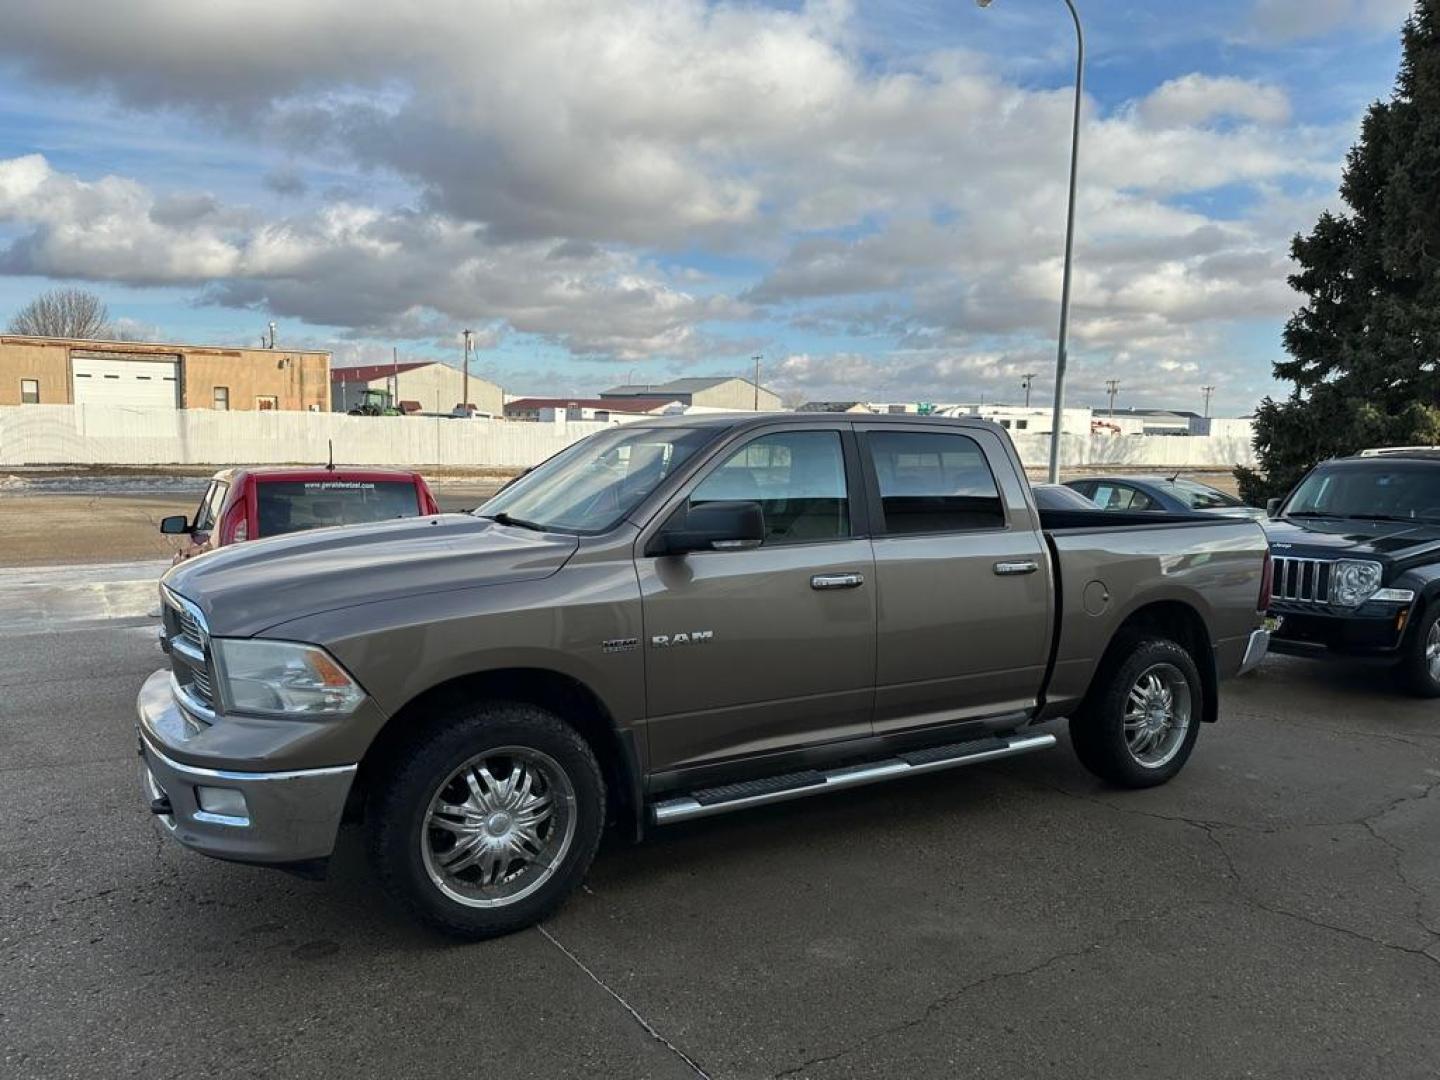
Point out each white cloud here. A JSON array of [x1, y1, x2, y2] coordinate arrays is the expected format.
[[1244, 0, 1413, 43], [1136, 75, 1291, 129]]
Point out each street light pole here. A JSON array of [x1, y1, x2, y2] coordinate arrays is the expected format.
[[462, 329, 473, 415], [752, 354, 762, 410], [1201, 385, 1215, 418], [978, 0, 1083, 482], [1105, 378, 1120, 417]]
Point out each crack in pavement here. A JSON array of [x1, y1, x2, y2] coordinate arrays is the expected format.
[[1006, 771, 1440, 966], [769, 775, 1440, 1078], [771, 903, 1194, 1079], [538, 923, 713, 1080]]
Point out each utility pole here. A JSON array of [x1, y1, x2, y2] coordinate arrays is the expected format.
[[1201, 385, 1215, 418], [462, 329, 473, 415], [1105, 378, 1120, 417], [392, 346, 400, 404], [752, 354, 762, 410], [1021, 373, 1036, 409]]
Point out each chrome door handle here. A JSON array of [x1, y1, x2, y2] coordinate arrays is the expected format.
[[811, 572, 865, 590], [993, 560, 1039, 576]]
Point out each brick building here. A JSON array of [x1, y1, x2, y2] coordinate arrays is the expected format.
[[0, 334, 330, 411]]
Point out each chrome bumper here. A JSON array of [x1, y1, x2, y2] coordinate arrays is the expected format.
[[1236, 626, 1271, 676], [137, 671, 355, 865]]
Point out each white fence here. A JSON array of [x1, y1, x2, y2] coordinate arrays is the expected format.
[[0, 404, 1256, 470], [0, 404, 611, 468]]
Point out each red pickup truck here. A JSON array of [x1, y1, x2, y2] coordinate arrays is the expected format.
[[161, 467, 441, 560]]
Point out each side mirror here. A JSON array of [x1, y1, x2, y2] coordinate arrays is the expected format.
[[1265, 497, 1282, 518], [652, 500, 765, 556], [159, 515, 191, 535]]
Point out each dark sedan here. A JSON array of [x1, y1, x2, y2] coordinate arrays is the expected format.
[[1065, 475, 1265, 519]]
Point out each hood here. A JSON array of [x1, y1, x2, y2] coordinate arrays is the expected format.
[[162, 514, 578, 636], [1262, 516, 1440, 564]]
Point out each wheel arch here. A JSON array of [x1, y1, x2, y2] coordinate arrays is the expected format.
[[1097, 599, 1218, 723], [354, 667, 645, 840]]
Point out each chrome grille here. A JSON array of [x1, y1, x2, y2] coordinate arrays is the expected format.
[[1273, 556, 1332, 605], [162, 588, 215, 718]]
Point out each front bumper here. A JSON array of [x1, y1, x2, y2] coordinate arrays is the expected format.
[[1268, 605, 1409, 659], [137, 669, 356, 865]]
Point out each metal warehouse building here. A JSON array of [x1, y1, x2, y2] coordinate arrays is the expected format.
[[0, 335, 330, 411]]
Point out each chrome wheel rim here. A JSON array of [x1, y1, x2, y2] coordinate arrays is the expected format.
[[421, 746, 577, 909], [1427, 621, 1440, 683], [1123, 663, 1192, 769]]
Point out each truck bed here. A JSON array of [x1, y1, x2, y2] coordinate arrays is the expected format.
[[1035, 509, 1268, 720]]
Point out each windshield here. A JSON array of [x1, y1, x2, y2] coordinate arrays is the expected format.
[[1162, 478, 1245, 510], [477, 425, 717, 533], [1285, 465, 1440, 522]]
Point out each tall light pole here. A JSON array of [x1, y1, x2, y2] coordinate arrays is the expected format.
[[978, 0, 1083, 481], [1020, 372, 1036, 408], [462, 329, 473, 415], [1201, 385, 1215, 418], [1105, 378, 1120, 417], [751, 354, 762, 410]]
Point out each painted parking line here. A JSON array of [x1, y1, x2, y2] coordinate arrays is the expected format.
[[0, 560, 169, 636]]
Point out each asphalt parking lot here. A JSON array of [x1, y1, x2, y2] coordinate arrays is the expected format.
[[2, 601, 1438, 1078]]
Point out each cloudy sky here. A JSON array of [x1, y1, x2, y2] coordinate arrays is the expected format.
[[0, 0, 1416, 414]]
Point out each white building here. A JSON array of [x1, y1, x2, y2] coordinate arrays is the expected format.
[[330, 361, 504, 417]]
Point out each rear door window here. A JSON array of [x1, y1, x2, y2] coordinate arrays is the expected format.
[[865, 430, 1006, 534], [256, 480, 421, 537], [1091, 483, 1156, 511]]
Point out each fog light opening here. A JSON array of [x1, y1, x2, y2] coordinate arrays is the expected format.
[[194, 785, 250, 824]]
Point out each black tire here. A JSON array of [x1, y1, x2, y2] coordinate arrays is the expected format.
[[367, 702, 605, 939], [1069, 634, 1204, 789], [1396, 605, 1440, 698]]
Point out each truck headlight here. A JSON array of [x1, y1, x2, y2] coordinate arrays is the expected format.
[[1329, 560, 1383, 608], [211, 639, 365, 717]]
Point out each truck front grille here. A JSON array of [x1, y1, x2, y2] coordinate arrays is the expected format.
[[1273, 556, 1332, 605], [161, 588, 215, 718]]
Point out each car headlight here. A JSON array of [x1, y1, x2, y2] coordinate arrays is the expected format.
[[1329, 559, 1383, 608], [211, 639, 365, 717]]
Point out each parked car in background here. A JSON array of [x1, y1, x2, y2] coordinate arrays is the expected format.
[[161, 466, 441, 561], [140, 414, 1271, 938], [1032, 483, 1100, 511], [1263, 450, 1440, 696], [1066, 475, 1265, 519]]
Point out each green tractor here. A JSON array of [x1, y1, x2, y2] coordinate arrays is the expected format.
[[347, 388, 403, 416]]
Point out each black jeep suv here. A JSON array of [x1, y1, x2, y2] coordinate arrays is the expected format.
[[1264, 451, 1440, 696]]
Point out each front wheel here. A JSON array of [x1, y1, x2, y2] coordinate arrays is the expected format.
[[367, 703, 605, 939], [1397, 606, 1440, 698], [1070, 635, 1203, 788]]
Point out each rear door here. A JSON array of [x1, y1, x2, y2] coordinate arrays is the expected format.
[[858, 424, 1051, 732], [637, 425, 876, 774]]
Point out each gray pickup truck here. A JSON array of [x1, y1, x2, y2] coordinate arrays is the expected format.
[[138, 414, 1271, 938]]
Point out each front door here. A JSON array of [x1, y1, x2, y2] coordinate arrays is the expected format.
[[637, 427, 876, 774], [858, 426, 1052, 732]]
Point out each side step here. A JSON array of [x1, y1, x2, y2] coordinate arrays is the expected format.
[[650, 731, 1057, 825]]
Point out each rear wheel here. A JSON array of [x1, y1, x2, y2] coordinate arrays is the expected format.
[[1070, 634, 1203, 788], [1397, 606, 1440, 698], [367, 703, 605, 939]]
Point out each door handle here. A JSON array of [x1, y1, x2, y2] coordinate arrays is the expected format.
[[993, 560, 1039, 576], [811, 572, 865, 590]]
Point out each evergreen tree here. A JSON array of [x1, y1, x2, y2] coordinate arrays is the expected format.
[[1239, 1, 1440, 502]]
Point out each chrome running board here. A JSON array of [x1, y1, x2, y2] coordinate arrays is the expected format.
[[649, 731, 1057, 825]]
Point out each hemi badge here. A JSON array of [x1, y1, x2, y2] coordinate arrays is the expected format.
[[601, 638, 639, 654]]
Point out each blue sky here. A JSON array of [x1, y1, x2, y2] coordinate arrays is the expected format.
[[0, 0, 1416, 414]]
